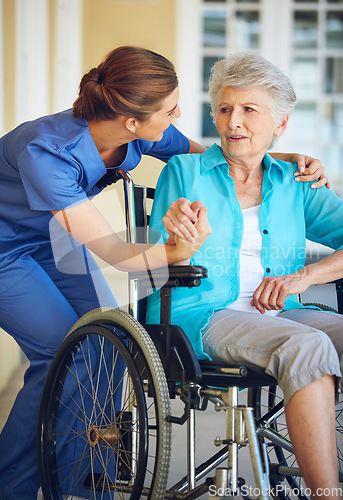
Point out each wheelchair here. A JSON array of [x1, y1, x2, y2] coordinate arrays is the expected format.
[[37, 170, 343, 500]]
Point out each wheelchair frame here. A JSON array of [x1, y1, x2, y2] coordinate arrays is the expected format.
[[37, 170, 343, 500]]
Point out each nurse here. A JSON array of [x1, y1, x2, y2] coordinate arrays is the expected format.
[[0, 45, 327, 499]]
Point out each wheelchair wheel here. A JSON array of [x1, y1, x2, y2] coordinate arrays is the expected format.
[[249, 386, 343, 499], [302, 303, 338, 313], [37, 308, 172, 500]]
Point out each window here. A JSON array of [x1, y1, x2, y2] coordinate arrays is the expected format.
[[176, 0, 343, 197]]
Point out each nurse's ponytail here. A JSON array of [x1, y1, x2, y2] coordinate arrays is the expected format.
[[73, 46, 178, 122]]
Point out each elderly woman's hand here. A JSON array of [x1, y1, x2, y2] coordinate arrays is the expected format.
[[293, 154, 330, 189], [163, 198, 204, 242], [250, 268, 313, 314]]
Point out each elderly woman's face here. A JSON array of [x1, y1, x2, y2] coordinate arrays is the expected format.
[[216, 86, 283, 165]]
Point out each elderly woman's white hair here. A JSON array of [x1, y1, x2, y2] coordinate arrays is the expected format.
[[209, 53, 297, 124]]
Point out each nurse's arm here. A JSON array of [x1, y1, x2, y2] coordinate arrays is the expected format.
[[51, 199, 210, 272], [185, 143, 328, 188], [187, 138, 206, 154]]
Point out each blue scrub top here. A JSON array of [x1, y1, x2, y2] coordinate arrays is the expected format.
[[0, 108, 189, 271]]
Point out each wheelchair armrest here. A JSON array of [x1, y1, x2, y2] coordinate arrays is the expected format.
[[164, 265, 208, 288], [129, 265, 208, 289]]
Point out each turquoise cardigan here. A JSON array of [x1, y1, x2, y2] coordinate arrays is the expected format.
[[146, 144, 343, 360]]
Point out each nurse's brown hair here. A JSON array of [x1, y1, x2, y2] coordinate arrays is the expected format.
[[73, 46, 178, 122]]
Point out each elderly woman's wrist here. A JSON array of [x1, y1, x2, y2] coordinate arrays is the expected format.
[[303, 264, 323, 286]]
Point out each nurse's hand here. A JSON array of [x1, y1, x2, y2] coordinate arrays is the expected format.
[[163, 198, 204, 242], [250, 268, 313, 314], [270, 152, 330, 189], [293, 155, 330, 189]]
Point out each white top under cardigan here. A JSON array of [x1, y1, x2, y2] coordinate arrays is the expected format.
[[226, 205, 279, 316]]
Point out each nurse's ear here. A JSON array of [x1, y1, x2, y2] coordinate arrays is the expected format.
[[124, 117, 137, 135]]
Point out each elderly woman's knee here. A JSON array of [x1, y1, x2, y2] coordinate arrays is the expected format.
[[275, 327, 341, 404], [288, 328, 335, 357]]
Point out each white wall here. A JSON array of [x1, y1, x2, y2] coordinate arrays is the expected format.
[[53, 0, 82, 112], [0, 332, 21, 393], [15, 0, 49, 124]]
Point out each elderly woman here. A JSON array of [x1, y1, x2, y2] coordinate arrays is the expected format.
[[146, 53, 343, 498]]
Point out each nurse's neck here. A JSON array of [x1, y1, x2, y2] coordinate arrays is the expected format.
[[88, 117, 135, 154], [88, 118, 136, 168]]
